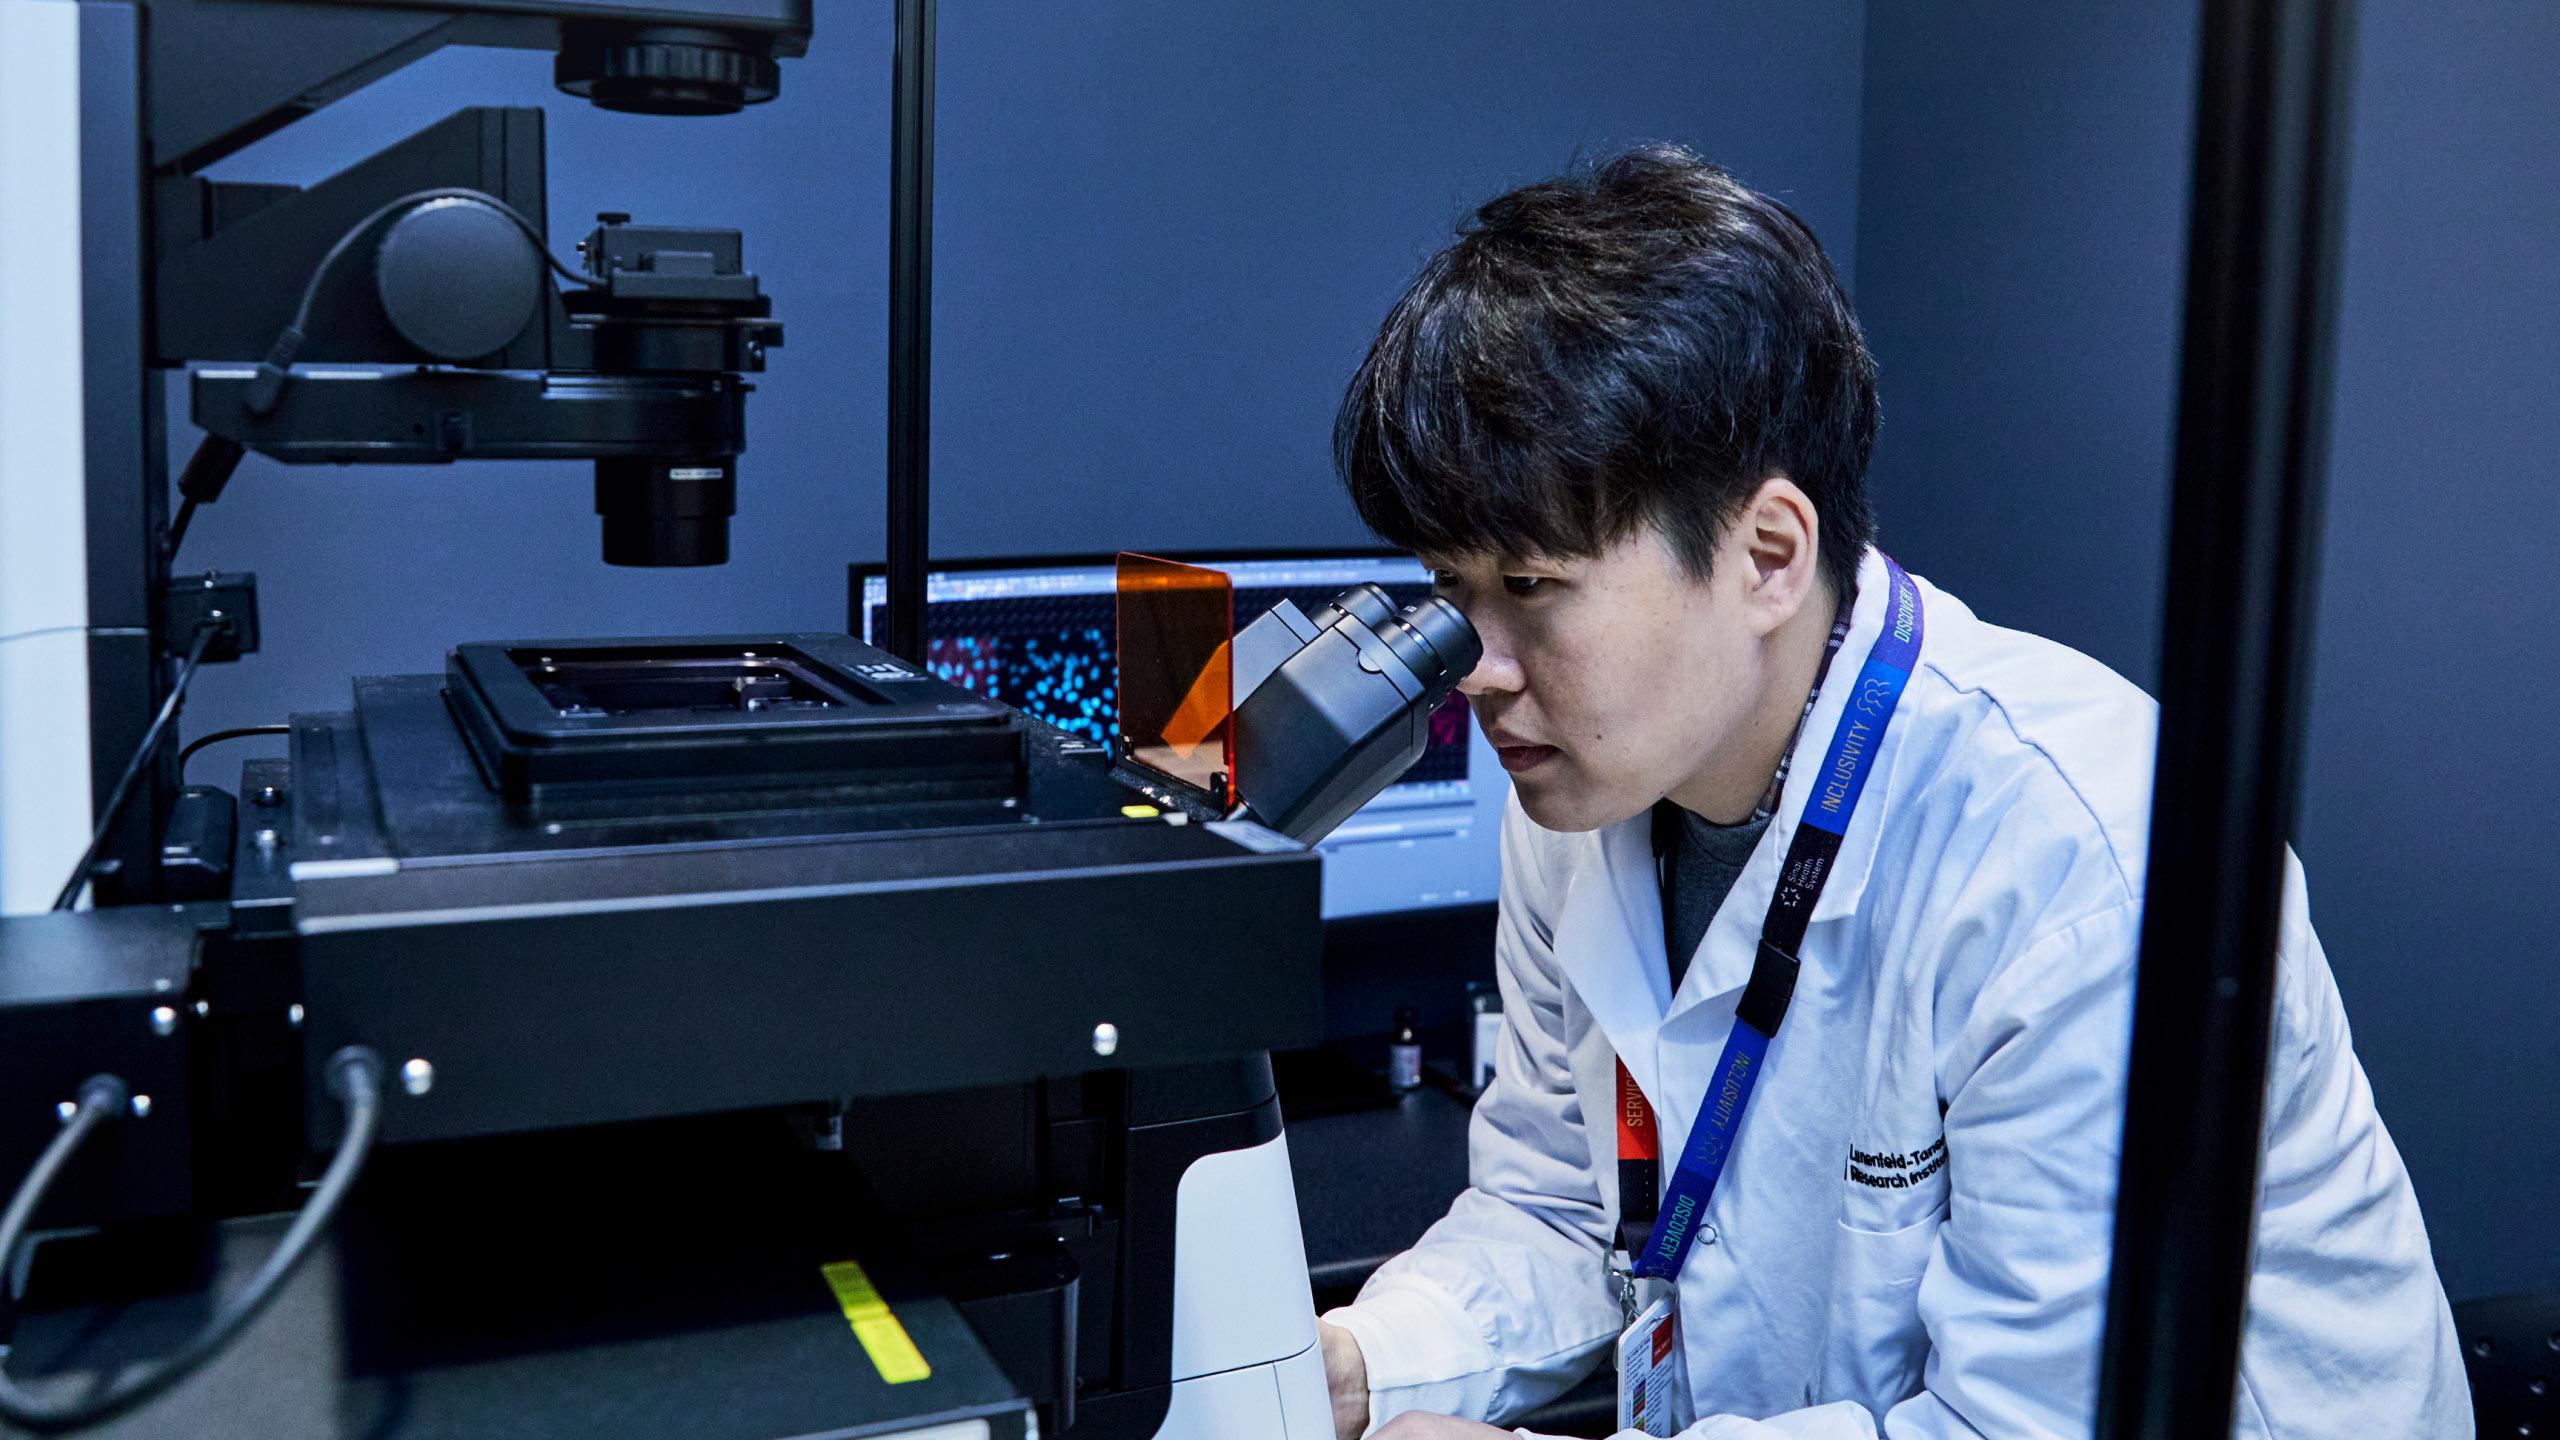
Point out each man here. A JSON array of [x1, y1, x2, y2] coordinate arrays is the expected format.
[[1315, 146, 2467, 1439]]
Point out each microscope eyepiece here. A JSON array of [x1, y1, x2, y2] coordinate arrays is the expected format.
[[1312, 582, 1398, 635], [1382, 596, 1482, 701]]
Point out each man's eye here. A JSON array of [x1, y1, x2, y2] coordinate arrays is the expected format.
[[1501, 575, 1548, 597]]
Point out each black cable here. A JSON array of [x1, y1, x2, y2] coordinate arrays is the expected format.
[[0, 1049, 383, 1433], [164, 435, 247, 565], [177, 724, 291, 781], [166, 496, 199, 560], [244, 188, 582, 417], [50, 625, 218, 911]]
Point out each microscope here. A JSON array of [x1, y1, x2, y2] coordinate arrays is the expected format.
[[0, 4, 1479, 1436]]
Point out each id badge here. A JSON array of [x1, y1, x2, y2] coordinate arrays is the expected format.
[[1615, 1295, 1683, 1437]]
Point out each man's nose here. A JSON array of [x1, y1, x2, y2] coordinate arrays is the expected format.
[[1457, 646, 1525, 698]]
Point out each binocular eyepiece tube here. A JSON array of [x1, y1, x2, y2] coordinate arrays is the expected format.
[[1226, 582, 1484, 845]]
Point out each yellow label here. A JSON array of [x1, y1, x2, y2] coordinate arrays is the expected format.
[[1120, 804, 1161, 819], [821, 1259, 932, 1385]]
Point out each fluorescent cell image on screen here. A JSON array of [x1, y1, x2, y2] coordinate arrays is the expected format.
[[894, 595, 1120, 743]]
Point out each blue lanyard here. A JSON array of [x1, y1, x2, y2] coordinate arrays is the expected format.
[[1623, 555, 1925, 1281]]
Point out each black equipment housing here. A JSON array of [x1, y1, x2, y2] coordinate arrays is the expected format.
[[3, 630, 1328, 1438], [262, 638, 1321, 1147], [73, 0, 817, 909], [171, 104, 781, 570]]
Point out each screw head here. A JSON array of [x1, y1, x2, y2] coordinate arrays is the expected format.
[[1091, 1023, 1120, 1058], [254, 827, 280, 852], [151, 1005, 179, 1037], [401, 1058, 435, 1096], [192, 999, 210, 1019], [253, 785, 282, 807], [287, 1003, 305, 1028], [129, 1094, 152, 1119]]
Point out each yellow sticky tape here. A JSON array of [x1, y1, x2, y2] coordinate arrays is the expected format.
[[852, 1316, 930, 1383], [821, 1259, 932, 1385], [1120, 804, 1161, 819]]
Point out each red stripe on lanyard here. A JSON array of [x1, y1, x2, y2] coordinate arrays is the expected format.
[[1616, 1059, 1658, 1161]]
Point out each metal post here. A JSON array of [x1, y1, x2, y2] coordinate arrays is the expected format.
[[2095, 0, 2357, 1435], [885, 0, 936, 665], [78, 1, 170, 907]]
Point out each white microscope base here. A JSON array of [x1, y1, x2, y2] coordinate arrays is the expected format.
[[1152, 1129, 1335, 1438]]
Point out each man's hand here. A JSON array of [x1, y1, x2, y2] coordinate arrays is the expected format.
[[1370, 1416, 1511, 1438], [1319, 1319, 1370, 1440]]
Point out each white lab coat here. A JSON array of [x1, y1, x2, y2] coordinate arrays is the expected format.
[[1324, 548, 2470, 1438]]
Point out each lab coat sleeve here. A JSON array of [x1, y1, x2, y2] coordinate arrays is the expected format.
[[1324, 798, 1624, 1432]]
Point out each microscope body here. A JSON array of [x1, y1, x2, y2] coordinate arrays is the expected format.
[[0, 6, 1453, 1435], [1, 626, 1366, 1439]]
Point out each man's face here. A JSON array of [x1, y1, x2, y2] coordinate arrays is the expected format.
[[1424, 524, 1772, 833]]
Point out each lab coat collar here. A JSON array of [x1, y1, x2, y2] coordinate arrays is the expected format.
[[1551, 548, 1917, 1099], [1551, 817, 1678, 1109]]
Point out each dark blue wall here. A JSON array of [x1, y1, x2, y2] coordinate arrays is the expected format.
[[1856, 0, 2560, 1302], [180, 1, 1867, 741], [1853, 3, 2196, 684], [2297, 0, 2560, 1305]]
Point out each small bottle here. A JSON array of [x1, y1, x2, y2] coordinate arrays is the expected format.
[[1466, 981, 1504, 1093], [1389, 1007, 1423, 1091]]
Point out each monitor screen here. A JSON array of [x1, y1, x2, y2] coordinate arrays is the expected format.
[[852, 553, 1507, 920]]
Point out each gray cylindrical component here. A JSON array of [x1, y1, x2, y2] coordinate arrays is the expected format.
[[376, 198, 544, 361], [1313, 582, 1397, 635], [1379, 596, 1481, 685], [596, 457, 736, 566], [1404, 596, 1481, 671]]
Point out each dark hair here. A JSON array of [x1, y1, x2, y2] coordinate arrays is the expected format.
[[1336, 144, 1877, 600]]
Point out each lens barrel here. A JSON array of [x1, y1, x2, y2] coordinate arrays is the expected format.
[[597, 457, 735, 566], [1384, 596, 1483, 699], [1314, 582, 1398, 635]]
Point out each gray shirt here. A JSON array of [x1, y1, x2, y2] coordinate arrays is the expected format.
[[1664, 806, 1771, 992]]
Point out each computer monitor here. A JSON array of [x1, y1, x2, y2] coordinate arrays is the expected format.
[[850, 552, 1507, 921]]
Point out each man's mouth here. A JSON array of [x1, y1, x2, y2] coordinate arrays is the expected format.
[[1493, 742, 1559, 774]]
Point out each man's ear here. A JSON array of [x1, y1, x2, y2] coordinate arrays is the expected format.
[[1733, 475, 1822, 634]]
